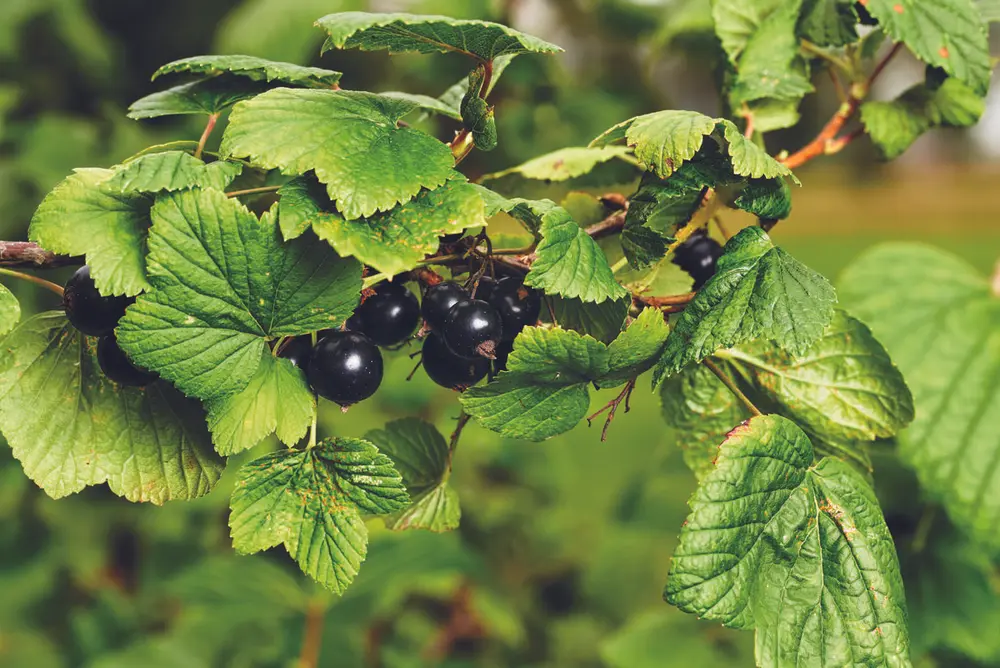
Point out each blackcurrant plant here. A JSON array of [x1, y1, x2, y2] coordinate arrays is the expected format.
[[0, 6, 997, 668]]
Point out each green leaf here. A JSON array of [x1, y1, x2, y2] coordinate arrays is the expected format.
[[621, 171, 707, 268], [863, 0, 991, 94], [28, 168, 152, 297], [229, 437, 408, 593], [504, 325, 610, 383], [654, 226, 836, 380], [797, 0, 860, 46], [547, 295, 629, 344], [860, 99, 930, 160], [128, 78, 271, 119], [714, 0, 814, 106], [0, 312, 225, 502], [279, 177, 488, 277], [665, 415, 910, 666], [100, 151, 243, 194], [116, 189, 361, 402], [205, 350, 315, 455], [604, 308, 670, 384], [731, 178, 792, 219], [525, 206, 629, 303], [153, 54, 342, 88], [839, 243, 1000, 553], [222, 89, 457, 220], [0, 284, 19, 336], [590, 110, 717, 179], [718, 121, 799, 182], [460, 375, 592, 441], [377, 91, 462, 120], [364, 418, 460, 532], [482, 146, 634, 182], [980, 0, 1000, 21], [660, 363, 748, 480], [316, 12, 562, 61], [726, 309, 914, 443]]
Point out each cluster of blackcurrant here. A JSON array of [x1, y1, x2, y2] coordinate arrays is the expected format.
[[671, 231, 724, 289], [420, 275, 541, 390], [62, 266, 156, 387]]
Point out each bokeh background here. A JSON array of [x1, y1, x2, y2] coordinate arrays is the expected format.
[[0, 1, 997, 667]]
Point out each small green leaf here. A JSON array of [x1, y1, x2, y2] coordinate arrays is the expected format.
[[482, 146, 634, 182], [378, 91, 462, 120], [222, 89, 457, 220], [665, 415, 910, 666], [460, 375, 592, 442], [526, 206, 629, 303], [100, 151, 243, 194], [839, 243, 1000, 553], [731, 178, 792, 219], [365, 418, 460, 532], [0, 312, 225, 502], [316, 11, 562, 60], [205, 350, 315, 455], [591, 110, 717, 179], [128, 78, 271, 119], [655, 226, 836, 380], [280, 177, 488, 277], [863, 0, 991, 95], [860, 99, 930, 160], [621, 171, 706, 268], [229, 437, 408, 593], [153, 54, 342, 88], [547, 295, 629, 344], [117, 190, 361, 402], [604, 308, 670, 384], [29, 168, 152, 297], [718, 121, 799, 182], [0, 284, 20, 336], [462, 96, 498, 151], [797, 0, 860, 46], [504, 325, 609, 383]]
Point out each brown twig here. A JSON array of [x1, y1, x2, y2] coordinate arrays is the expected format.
[[299, 599, 328, 668], [584, 209, 627, 240], [448, 410, 472, 466], [587, 378, 636, 441], [634, 291, 697, 308], [0, 241, 78, 269]]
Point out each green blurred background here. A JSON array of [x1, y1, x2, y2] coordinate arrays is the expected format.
[[0, 1, 997, 667]]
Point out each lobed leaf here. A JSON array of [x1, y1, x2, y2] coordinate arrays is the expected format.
[[229, 437, 408, 593], [718, 121, 799, 182], [604, 307, 671, 385], [365, 418, 460, 532], [654, 226, 836, 380], [100, 151, 243, 194], [316, 11, 561, 61], [460, 376, 592, 442], [205, 350, 315, 455], [0, 284, 19, 336], [665, 415, 910, 667], [482, 146, 635, 182], [797, 0, 860, 46], [222, 89, 457, 220], [117, 190, 361, 402], [590, 110, 717, 179], [128, 78, 271, 119], [153, 54, 342, 88], [0, 312, 225, 502], [29, 168, 152, 297], [839, 243, 1000, 553]]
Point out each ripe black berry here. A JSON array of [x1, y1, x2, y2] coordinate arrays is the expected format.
[[63, 266, 133, 336], [307, 331, 383, 407], [422, 281, 469, 331], [351, 281, 420, 346], [493, 339, 514, 375], [443, 299, 503, 359], [277, 336, 312, 369], [471, 275, 497, 302], [422, 333, 489, 390], [672, 234, 724, 289], [490, 277, 541, 341], [97, 334, 157, 387]]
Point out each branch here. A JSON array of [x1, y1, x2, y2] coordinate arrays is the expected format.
[[0, 241, 78, 269], [299, 598, 328, 668], [703, 358, 763, 417]]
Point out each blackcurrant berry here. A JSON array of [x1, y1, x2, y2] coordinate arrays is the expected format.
[[277, 336, 312, 369], [306, 331, 383, 407], [490, 277, 541, 341], [672, 235, 724, 289], [97, 334, 157, 387], [422, 333, 489, 390], [351, 281, 420, 346], [443, 299, 503, 359], [422, 281, 469, 331], [493, 339, 514, 375], [63, 266, 133, 336], [471, 275, 497, 302]]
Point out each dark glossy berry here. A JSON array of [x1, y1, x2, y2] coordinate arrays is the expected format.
[[672, 235, 724, 289], [97, 335, 157, 387], [490, 277, 542, 341], [422, 333, 489, 390], [307, 331, 383, 407], [493, 339, 514, 375], [422, 281, 469, 331], [277, 336, 312, 369], [63, 266, 133, 336], [351, 281, 420, 346], [443, 299, 503, 359], [471, 275, 497, 302]]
